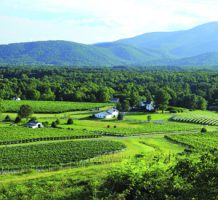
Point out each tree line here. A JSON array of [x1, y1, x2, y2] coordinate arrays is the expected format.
[[0, 67, 218, 110]]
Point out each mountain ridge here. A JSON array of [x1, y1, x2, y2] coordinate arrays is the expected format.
[[1, 22, 218, 67]]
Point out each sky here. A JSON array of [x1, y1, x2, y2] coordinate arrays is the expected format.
[[0, 0, 218, 44]]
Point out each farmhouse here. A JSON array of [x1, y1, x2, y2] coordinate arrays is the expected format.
[[141, 101, 155, 111], [26, 121, 44, 128], [94, 108, 119, 119], [12, 97, 21, 101]]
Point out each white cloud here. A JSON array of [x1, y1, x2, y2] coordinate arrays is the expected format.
[[1, 0, 218, 44]]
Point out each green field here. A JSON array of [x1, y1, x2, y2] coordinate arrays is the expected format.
[[1, 100, 113, 113]]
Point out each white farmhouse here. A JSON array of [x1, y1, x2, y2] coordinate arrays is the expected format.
[[26, 121, 44, 128], [94, 108, 119, 119], [141, 101, 155, 111], [12, 97, 21, 101]]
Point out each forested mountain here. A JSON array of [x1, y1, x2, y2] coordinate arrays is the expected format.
[[1, 22, 218, 66]]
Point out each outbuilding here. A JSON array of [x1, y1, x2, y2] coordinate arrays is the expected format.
[[26, 121, 44, 128]]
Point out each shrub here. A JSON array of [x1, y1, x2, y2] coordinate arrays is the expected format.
[[14, 116, 21, 123], [67, 118, 73, 125], [107, 125, 110, 128], [4, 115, 11, 122], [201, 127, 207, 133], [51, 121, 57, 128], [55, 119, 60, 125], [114, 125, 117, 128]]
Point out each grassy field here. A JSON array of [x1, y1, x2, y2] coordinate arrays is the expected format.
[[1, 100, 113, 113]]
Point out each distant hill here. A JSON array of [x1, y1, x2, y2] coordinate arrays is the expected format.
[[1, 22, 218, 67]]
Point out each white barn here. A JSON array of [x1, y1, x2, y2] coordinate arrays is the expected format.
[[94, 108, 119, 119], [26, 121, 44, 128]]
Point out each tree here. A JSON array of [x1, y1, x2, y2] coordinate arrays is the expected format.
[[129, 91, 140, 107], [147, 115, 152, 122], [18, 105, 33, 119], [122, 100, 130, 112], [117, 113, 124, 120], [196, 96, 207, 110], [155, 89, 171, 113]]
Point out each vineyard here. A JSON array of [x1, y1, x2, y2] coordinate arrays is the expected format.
[[1, 100, 113, 113], [0, 127, 101, 144], [0, 140, 126, 170], [73, 121, 202, 136], [171, 111, 218, 126], [166, 132, 218, 151]]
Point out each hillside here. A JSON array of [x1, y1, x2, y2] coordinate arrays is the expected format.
[[1, 22, 218, 66]]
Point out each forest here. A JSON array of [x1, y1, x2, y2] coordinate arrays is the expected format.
[[0, 67, 218, 110]]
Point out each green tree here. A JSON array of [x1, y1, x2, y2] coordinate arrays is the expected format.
[[122, 100, 130, 112], [147, 115, 152, 122], [155, 89, 171, 113], [18, 105, 33, 119], [117, 113, 124, 120], [196, 96, 207, 110]]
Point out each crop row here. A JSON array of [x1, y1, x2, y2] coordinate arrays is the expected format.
[[95, 122, 201, 136], [172, 116, 218, 126], [166, 132, 218, 151], [1, 100, 113, 113], [0, 140, 126, 170], [0, 127, 101, 143]]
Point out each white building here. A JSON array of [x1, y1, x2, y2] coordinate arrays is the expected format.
[[26, 121, 44, 128], [94, 108, 119, 119], [141, 101, 155, 111], [12, 97, 21, 101]]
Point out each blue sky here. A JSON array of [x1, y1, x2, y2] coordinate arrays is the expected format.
[[0, 0, 218, 44]]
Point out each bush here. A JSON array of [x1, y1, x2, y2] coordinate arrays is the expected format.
[[67, 118, 73, 125], [14, 116, 21, 123], [55, 119, 60, 125], [4, 115, 11, 122], [51, 121, 57, 128], [114, 125, 117, 128], [107, 125, 110, 128], [201, 127, 207, 133]]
